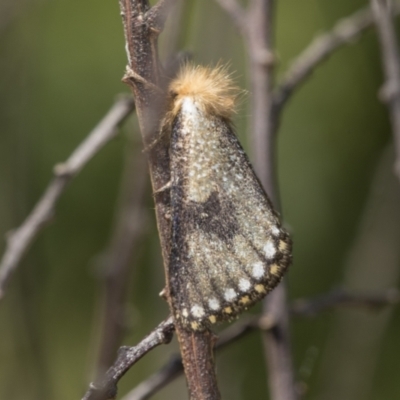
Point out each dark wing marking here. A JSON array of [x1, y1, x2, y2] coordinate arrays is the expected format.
[[168, 99, 291, 331]]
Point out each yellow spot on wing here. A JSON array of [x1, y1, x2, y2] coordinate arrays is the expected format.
[[255, 284, 266, 294], [224, 307, 233, 314], [209, 315, 217, 324], [279, 240, 288, 252], [239, 296, 251, 305], [270, 264, 280, 276], [191, 322, 200, 330]]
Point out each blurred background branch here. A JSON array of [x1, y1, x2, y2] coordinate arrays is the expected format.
[[273, 3, 400, 112], [215, 1, 296, 398], [0, 96, 135, 299]]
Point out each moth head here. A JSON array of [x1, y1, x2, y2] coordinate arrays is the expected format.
[[163, 63, 241, 129]]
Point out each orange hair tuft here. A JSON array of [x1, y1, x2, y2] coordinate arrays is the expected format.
[[166, 64, 241, 123]]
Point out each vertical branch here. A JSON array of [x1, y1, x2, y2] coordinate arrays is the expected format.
[[247, 1, 297, 399], [215, 1, 297, 399], [246, 0, 277, 202], [118, 1, 221, 399], [370, 0, 400, 182], [119, 0, 170, 309]]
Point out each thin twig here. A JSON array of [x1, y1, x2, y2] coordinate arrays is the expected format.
[[0, 96, 135, 300], [273, 3, 400, 113], [122, 288, 400, 400], [291, 288, 400, 316], [246, 0, 277, 202], [82, 317, 174, 400], [370, 0, 400, 182]]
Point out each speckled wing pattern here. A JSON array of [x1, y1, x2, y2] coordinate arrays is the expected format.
[[168, 97, 292, 331]]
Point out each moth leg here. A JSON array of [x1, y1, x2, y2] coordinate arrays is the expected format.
[[159, 287, 168, 300], [142, 127, 170, 153], [153, 180, 172, 196]]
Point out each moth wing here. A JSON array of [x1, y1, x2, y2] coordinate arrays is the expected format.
[[168, 102, 291, 331]]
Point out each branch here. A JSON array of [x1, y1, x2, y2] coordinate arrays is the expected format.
[[291, 288, 400, 316], [246, 1, 297, 398], [370, 0, 400, 182], [122, 288, 400, 400], [82, 317, 174, 400], [216, 1, 297, 399], [273, 4, 400, 112], [0, 96, 135, 300]]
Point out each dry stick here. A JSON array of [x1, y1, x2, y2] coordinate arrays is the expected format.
[[273, 3, 400, 112], [370, 0, 400, 182], [93, 141, 149, 379], [248, 0, 298, 398], [121, 288, 400, 400], [0, 96, 135, 300], [246, 3, 297, 400], [118, 1, 221, 399], [82, 317, 175, 400]]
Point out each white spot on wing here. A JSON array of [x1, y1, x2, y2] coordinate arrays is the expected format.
[[224, 288, 237, 301], [208, 298, 220, 311], [239, 278, 251, 292], [252, 262, 265, 279], [264, 240, 276, 259], [271, 226, 280, 236], [191, 305, 205, 318]]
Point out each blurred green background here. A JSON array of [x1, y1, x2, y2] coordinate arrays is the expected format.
[[1, 0, 400, 399]]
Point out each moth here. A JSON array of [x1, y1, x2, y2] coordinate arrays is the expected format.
[[161, 64, 292, 331]]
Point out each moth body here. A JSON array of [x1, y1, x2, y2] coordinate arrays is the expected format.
[[163, 65, 292, 331]]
